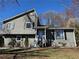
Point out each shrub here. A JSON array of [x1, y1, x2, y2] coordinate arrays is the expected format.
[[8, 38, 16, 48], [58, 42, 67, 47]]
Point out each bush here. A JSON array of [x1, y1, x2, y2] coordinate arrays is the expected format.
[[58, 42, 67, 47], [16, 41, 21, 47], [8, 38, 16, 48]]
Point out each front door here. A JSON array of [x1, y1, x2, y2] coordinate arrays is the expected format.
[[46, 30, 54, 47]]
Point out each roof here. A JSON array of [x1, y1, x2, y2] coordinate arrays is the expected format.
[[48, 27, 75, 30], [3, 9, 35, 24], [37, 26, 49, 29], [37, 26, 75, 30]]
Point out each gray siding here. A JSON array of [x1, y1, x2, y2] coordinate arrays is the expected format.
[[3, 15, 36, 34], [66, 32, 76, 47], [53, 31, 76, 47]]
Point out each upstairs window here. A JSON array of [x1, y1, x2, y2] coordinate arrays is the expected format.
[[6, 23, 15, 30], [10, 23, 15, 30], [25, 22, 32, 28]]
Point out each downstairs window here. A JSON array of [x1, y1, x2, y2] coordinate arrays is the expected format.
[[55, 29, 64, 39]]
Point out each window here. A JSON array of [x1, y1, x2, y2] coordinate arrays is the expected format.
[[55, 30, 64, 39], [17, 36, 21, 40], [6, 23, 10, 29], [25, 22, 32, 28], [10, 23, 15, 30], [26, 23, 31, 28], [6, 23, 15, 30]]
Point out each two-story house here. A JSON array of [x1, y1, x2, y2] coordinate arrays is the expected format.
[[0, 9, 37, 48], [0, 9, 77, 48]]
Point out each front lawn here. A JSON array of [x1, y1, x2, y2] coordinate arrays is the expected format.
[[0, 48, 79, 59]]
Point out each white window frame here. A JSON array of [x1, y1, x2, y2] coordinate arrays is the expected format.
[[55, 29, 65, 40]]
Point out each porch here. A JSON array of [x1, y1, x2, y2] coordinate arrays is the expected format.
[[36, 28, 76, 47]]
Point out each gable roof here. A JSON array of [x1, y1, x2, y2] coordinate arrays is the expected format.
[[3, 9, 35, 24]]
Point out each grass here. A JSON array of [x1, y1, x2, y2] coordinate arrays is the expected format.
[[0, 48, 79, 59]]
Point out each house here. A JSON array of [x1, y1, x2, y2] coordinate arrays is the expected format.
[[0, 9, 37, 48], [0, 9, 76, 48]]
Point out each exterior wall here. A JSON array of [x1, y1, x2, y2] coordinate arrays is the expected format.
[[66, 31, 76, 47], [2, 30, 76, 48], [4, 38, 11, 47], [3, 37, 36, 48], [28, 38, 36, 47], [3, 15, 36, 34], [3, 37, 25, 48], [53, 31, 76, 48], [1, 10, 38, 48]]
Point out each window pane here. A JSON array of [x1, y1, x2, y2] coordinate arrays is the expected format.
[[26, 23, 31, 28], [56, 30, 64, 39], [10, 23, 15, 30], [17, 36, 21, 40]]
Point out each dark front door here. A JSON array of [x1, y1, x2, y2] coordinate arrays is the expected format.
[[46, 30, 54, 47], [0, 36, 4, 47]]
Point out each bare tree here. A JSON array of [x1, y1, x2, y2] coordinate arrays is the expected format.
[[59, 0, 79, 17], [39, 11, 67, 27], [72, 0, 79, 17]]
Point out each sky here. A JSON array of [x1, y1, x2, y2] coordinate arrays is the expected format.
[[0, 0, 72, 22]]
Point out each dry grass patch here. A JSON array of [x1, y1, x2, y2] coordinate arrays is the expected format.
[[0, 48, 79, 59]]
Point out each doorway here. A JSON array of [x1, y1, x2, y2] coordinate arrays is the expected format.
[[46, 29, 55, 47], [37, 29, 46, 47], [0, 36, 4, 47]]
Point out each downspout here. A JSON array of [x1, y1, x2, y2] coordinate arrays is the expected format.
[[2, 36, 5, 47], [45, 28, 46, 47]]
